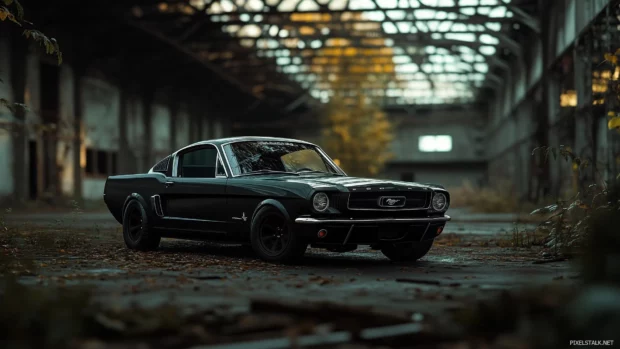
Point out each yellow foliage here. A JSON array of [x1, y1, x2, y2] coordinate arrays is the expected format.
[[320, 76, 394, 177], [605, 53, 618, 65], [0, 6, 18, 24], [608, 117, 620, 132]]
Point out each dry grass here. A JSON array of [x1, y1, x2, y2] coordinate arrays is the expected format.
[[448, 180, 543, 214]]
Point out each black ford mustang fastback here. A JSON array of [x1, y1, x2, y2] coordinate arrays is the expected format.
[[104, 137, 451, 263]]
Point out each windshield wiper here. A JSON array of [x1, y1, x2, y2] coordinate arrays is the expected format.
[[239, 170, 300, 176], [296, 170, 345, 176]]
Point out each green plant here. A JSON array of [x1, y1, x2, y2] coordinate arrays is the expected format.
[[69, 199, 82, 224], [1, 0, 62, 117], [0, 207, 10, 232]]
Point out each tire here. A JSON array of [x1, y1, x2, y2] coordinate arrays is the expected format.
[[250, 206, 307, 263], [122, 199, 161, 251], [381, 240, 434, 262]]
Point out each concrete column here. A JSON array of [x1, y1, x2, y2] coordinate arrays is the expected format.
[[9, 30, 28, 202], [141, 86, 155, 170], [72, 62, 85, 201], [194, 101, 203, 142], [534, 0, 553, 200], [573, 36, 592, 156], [117, 75, 130, 174], [168, 96, 179, 153]]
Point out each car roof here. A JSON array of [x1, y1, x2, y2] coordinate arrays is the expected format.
[[182, 136, 317, 149]]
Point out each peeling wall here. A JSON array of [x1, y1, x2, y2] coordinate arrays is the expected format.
[[0, 36, 13, 197]]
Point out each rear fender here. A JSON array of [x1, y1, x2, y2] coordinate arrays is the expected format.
[[122, 193, 151, 219]]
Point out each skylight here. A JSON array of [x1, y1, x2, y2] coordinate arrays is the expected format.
[[189, 0, 515, 106]]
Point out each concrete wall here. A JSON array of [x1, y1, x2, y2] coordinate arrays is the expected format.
[[486, 0, 613, 198], [0, 34, 233, 202], [390, 122, 485, 163], [382, 164, 487, 188], [381, 108, 486, 185]]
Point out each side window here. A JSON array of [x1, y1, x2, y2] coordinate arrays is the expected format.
[[179, 146, 218, 178], [215, 156, 226, 177]]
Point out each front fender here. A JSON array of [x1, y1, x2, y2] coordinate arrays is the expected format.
[[251, 198, 293, 226]]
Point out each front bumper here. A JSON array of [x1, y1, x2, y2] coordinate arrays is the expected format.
[[295, 215, 450, 224], [293, 215, 450, 245]]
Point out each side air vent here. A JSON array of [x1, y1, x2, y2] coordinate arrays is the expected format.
[[150, 195, 164, 217], [152, 155, 171, 173]]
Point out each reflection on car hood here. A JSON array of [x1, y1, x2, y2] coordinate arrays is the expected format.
[[264, 174, 444, 191]]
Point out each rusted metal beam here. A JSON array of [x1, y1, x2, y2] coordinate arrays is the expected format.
[[126, 20, 262, 100]]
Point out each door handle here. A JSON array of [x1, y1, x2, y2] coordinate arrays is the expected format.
[[165, 181, 175, 188]]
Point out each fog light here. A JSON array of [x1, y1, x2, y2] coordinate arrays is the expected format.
[[436, 226, 444, 235], [318, 229, 328, 238]]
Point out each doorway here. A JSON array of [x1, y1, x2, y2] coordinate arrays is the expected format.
[[28, 140, 37, 199]]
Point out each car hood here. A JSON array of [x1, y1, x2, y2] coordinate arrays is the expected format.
[[262, 174, 446, 192]]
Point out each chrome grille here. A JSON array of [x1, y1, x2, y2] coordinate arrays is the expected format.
[[347, 191, 430, 210]]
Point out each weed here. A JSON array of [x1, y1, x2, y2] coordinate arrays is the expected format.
[[496, 222, 546, 248], [69, 199, 83, 224]]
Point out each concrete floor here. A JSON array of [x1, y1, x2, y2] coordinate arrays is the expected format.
[[2, 208, 572, 347]]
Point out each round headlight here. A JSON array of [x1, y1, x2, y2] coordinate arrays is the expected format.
[[312, 192, 329, 212], [431, 192, 448, 211]]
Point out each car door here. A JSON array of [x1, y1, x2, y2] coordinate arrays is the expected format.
[[159, 144, 228, 234]]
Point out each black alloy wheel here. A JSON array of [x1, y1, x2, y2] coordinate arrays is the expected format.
[[122, 200, 161, 251], [250, 206, 307, 263], [127, 208, 143, 242], [258, 214, 290, 256]]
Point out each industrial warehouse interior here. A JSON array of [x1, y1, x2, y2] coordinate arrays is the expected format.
[[1, 0, 619, 348]]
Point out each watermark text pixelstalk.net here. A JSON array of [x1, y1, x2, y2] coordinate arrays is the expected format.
[[570, 340, 614, 346]]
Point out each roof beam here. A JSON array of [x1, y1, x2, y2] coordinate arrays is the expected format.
[[282, 93, 310, 114], [126, 20, 262, 100], [507, 4, 541, 33]]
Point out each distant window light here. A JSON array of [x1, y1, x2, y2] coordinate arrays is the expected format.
[[419, 135, 453, 152], [560, 90, 578, 107]]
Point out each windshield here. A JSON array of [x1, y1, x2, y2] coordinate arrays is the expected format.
[[223, 141, 341, 176]]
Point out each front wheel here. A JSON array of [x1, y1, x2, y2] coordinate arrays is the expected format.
[[250, 206, 307, 263], [381, 240, 434, 262], [122, 200, 161, 251]]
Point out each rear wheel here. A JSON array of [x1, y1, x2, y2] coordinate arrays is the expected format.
[[122, 200, 160, 251], [381, 240, 434, 262], [251, 206, 307, 263]]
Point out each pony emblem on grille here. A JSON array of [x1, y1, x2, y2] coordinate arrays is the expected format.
[[378, 196, 407, 208]]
